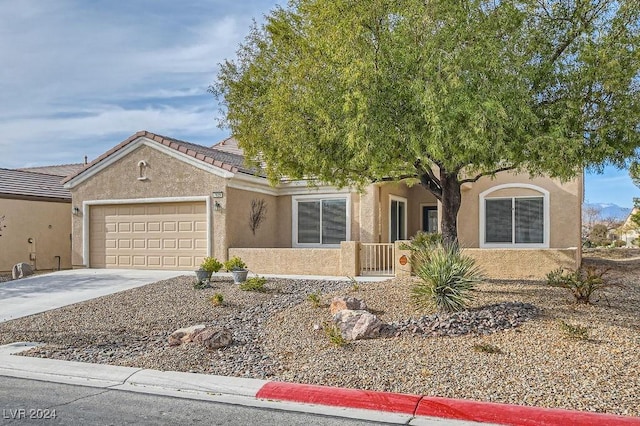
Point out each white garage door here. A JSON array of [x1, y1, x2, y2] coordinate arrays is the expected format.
[[89, 202, 207, 269]]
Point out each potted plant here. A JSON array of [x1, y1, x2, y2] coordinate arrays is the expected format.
[[224, 256, 248, 284], [196, 256, 223, 284]]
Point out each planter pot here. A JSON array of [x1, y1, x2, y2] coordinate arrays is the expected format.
[[231, 269, 248, 284], [195, 269, 212, 283]]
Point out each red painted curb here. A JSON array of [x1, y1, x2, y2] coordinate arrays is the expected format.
[[256, 381, 640, 425], [415, 396, 640, 426], [256, 382, 421, 414]]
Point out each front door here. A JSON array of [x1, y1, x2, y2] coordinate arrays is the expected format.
[[422, 205, 438, 233]]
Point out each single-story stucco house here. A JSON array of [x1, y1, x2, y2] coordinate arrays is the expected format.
[[62, 131, 582, 279], [0, 165, 83, 272]]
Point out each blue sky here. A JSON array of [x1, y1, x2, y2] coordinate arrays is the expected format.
[[0, 1, 638, 207]]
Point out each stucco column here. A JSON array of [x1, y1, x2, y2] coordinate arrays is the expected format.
[[359, 184, 379, 243], [340, 241, 359, 277], [394, 240, 412, 277]]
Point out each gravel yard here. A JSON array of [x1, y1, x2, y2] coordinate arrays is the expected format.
[[0, 255, 638, 416]]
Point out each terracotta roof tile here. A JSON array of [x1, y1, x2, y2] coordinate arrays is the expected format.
[[62, 131, 264, 185]]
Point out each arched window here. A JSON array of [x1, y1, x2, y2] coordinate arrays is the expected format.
[[479, 184, 550, 248]]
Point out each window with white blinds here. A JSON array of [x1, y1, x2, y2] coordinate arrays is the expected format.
[[485, 197, 544, 245], [294, 197, 348, 246]]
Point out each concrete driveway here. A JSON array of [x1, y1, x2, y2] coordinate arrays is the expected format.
[[0, 269, 185, 323]]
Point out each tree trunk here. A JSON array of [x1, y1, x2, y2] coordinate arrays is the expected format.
[[439, 170, 462, 246]]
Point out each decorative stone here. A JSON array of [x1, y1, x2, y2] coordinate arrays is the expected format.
[[333, 309, 383, 340], [168, 324, 206, 346], [11, 262, 33, 280], [329, 296, 368, 314], [193, 327, 233, 350]]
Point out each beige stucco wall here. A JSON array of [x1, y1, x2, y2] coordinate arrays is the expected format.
[[225, 187, 280, 248], [69, 144, 228, 267], [229, 247, 341, 275], [466, 248, 579, 280], [0, 198, 72, 272]]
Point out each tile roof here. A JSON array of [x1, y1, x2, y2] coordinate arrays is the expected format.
[[18, 163, 86, 177], [0, 168, 71, 201], [62, 131, 263, 184], [211, 137, 244, 156]]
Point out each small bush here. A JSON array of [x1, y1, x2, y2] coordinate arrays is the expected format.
[[210, 293, 224, 306], [323, 322, 347, 347], [546, 266, 621, 304], [193, 280, 208, 290], [239, 276, 267, 292], [412, 243, 482, 312], [347, 276, 360, 292], [200, 257, 223, 273], [401, 232, 443, 269], [224, 256, 247, 271], [473, 343, 503, 354], [307, 292, 322, 308], [559, 320, 589, 340]]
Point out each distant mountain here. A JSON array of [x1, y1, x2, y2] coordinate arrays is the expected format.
[[583, 203, 631, 221]]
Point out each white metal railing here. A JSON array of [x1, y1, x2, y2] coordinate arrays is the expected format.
[[360, 243, 395, 276]]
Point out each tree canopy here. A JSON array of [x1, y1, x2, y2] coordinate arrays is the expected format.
[[213, 0, 640, 244]]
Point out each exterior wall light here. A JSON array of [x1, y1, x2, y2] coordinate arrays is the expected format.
[[73, 207, 80, 216], [214, 201, 223, 212]]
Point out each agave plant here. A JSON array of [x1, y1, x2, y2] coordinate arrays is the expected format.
[[411, 243, 482, 313]]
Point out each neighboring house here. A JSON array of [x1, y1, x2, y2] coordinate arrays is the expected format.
[[617, 207, 639, 247], [0, 165, 83, 272], [62, 131, 582, 279]]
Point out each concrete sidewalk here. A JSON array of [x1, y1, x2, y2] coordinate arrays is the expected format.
[[1, 342, 639, 426], [0, 269, 184, 323]]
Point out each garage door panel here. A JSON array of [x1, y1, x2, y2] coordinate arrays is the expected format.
[[90, 201, 207, 270]]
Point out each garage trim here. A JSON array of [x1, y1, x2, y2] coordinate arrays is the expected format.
[[82, 196, 211, 268]]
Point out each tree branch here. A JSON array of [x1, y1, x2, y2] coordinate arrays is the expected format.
[[459, 166, 516, 184]]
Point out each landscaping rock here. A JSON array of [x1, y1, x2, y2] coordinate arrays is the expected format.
[[193, 327, 233, 350], [329, 296, 368, 314], [168, 324, 206, 346], [333, 309, 383, 340], [11, 262, 33, 280]]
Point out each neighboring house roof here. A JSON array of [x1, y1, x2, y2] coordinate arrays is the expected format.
[[211, 137, 244, 156], [62, 130, 262, 185], [18, 163, 86, 177], [0, 168, 71, 202]]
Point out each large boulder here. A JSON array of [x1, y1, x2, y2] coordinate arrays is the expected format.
[[193, 327, 233, 350], [168, 324, 206, 346], [333, 309, 383, 340], [11, 262, 33, 280], [329, 296, 368, 314]]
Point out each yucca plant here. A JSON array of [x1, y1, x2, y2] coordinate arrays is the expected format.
[[411, 243, 482, 312]]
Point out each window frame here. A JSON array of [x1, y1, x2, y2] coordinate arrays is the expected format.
[[292, 194, 351, 248], [479, 184, 550, 249]]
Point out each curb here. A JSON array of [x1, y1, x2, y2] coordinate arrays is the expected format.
[[2, 343, 639, 425], [255, 381, 640, 426]]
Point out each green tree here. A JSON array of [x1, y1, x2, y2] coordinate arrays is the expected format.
[[213, 0, 640, 244]]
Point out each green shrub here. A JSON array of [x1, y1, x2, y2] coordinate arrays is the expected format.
[[546, 266, 621, 304], [307, 292, 322, 308], [401, 231, 444, 269], [224, 256, 247, 271], [239, 276, 267, 292], [210, 293, 224, 306], [323, 322, 347, 347], [559, 320, 589, 340], [200, 257, 223, 273], [411, 243, 482, 312], [193, 280, 208, 290]]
